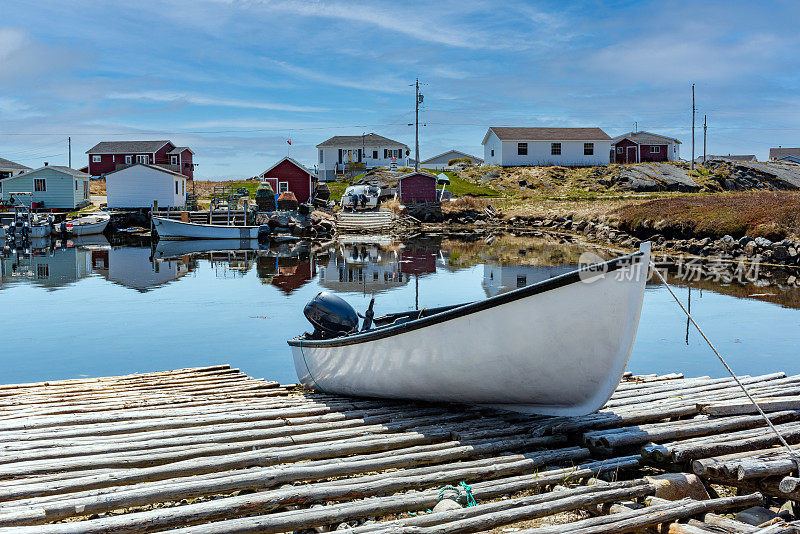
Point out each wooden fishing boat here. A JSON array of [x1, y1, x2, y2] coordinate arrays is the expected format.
[[65, 212, 110, 236], [152, 216, 261, 240], [288, 243, 651, 416]]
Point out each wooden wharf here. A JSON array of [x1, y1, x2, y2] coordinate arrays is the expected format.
[[1, 365, 799, 533]]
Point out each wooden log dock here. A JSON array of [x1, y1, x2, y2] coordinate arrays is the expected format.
[[1, 365, 799, 533]]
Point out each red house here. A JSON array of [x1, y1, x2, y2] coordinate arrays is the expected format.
[[259, 157, 318, 203], [398, 172, 438, 203], [86, 140, 194, 179], [611, 132, 681, 164]]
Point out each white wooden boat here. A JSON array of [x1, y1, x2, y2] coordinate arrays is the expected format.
[[288, 243, 651, 416], [66, 212, 110, 236], [153, 216, 261, 240]]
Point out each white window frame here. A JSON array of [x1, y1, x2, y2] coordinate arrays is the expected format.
[[650, 146, 661, 153], [125, 155, 133, 164], [617, 147, 624, 154], [517, 143, 528, 156], [34, 178, 46, 192], [584, 143, 594, 156], [278, 181, 289, 193], [319, 150, 324, 164], [372, 150, 378, 159], [136, 155, 149, 164], [551, 143, 561, 156], [170, 155, 178, 165], [92, 155, 101, 163]]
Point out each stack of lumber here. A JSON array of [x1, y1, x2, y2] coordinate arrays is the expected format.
[[0, 366, 797, 533], [337, 211, 396, 233]]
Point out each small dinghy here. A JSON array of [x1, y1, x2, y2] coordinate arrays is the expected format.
[[65, 212, 110, 236], [288, 243, 651, 416], [153, 217, 261, 240]]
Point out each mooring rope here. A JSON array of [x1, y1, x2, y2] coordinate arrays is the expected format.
[[651, 261, 800, 475], [298, 339, 328, 394]]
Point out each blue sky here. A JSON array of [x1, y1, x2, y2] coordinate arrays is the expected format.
[[1, 0, 798, 178]]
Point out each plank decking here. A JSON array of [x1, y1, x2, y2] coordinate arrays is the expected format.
[[0, 365, 798, 533]]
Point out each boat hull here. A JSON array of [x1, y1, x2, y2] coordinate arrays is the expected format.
[[289, 244, 650, 416], [67, 216, 110, 236], [153, 217, 260, 240]]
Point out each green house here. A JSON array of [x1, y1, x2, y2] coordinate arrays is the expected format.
[[0, 166, 91, 210]]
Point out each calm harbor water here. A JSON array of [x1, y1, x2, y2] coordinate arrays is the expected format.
[[3, 233, 800, 385]]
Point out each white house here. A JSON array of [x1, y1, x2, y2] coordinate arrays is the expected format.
[[419, 149, 483, 170], [0, 157, 31, 179], [482, 127, 612, 167], [0, 165, 90, 210], [316, 133, 409, 181], [104, 163, 186, 209]]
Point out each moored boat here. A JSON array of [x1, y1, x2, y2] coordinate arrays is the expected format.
[[288, 243, 651, 416], [65, 212, 110, 236], [153, 216, 261, 240]]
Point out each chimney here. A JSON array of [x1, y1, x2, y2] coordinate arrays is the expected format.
[[44, 162, 48, 166]]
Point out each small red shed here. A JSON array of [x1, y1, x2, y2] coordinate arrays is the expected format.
[[398, 172, 438, 203], [259, 157, 318, 203]]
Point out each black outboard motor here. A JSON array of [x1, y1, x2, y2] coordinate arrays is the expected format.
[[303, 292, 359, 338]]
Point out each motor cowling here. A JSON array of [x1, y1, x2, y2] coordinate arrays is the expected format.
[[303, 292, 359, 338]]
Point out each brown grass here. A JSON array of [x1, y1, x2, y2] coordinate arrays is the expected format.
[[441, 196, 491, 213], [614, 191, 800, 240]]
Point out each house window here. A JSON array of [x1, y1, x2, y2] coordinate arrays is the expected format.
[[617, 147, 624, 154], [34, 178, 46, 192], [181, 180, 184, 196], [75, 180, 78, 191], [37, 264, 49, 279], [92, 155, 101, 163], [136, 155, 148, 164], [279, 181, 289, 193], [170, 155, 178, 165], [517, 143, 528, 156], [584, 143, 594, 156], [516, 275, 527, 288], [372, 150, 378, 159], [319, 150, 324, 164], [125, 155, 132, 164], [491, 149, 494, 157], [650, 146, 661, 153], [551, 143, 561, 155], [175, 181, 179, 195]]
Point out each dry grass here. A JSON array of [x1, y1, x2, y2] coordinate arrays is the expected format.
[[614, 191, 800, 239], [441, 196, 492, 213], [90, 179, 106, 195]]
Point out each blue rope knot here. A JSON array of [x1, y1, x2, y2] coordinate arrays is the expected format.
[[437, 482, 477, 507], [459, 481, 477, 507]]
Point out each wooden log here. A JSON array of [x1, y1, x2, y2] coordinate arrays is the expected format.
[[700, 397, 800, 416], [700, 512, 760, 533], [737, 457, 800, 480], [505, 493, 765, 534], [780, 476, 800, 493], [0, 444, 588, 527]]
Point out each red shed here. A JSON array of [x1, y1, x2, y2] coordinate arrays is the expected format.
[[259, 157, 318, 203], [398, 171, 437, 203]]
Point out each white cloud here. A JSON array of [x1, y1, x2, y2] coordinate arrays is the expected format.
[[107, 90, 327, 112], [262, 58, 408, 94]]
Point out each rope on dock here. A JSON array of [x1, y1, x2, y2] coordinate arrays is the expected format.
[[651, 261, 800, 477]]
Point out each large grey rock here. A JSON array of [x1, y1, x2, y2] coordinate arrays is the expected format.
[[735, 506, 779, 526], [432, 499, 462, 513], [754, 236, 773, 248], [615, 163, 700, 192]]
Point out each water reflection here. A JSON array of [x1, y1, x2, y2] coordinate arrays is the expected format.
[[3, 232, 800, 383]]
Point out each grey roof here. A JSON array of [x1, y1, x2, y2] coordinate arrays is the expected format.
[[612, 131, 681, 145], [398, 171, 436, 181], [103, 163, 187, 179], [486, 127, 611, 142], [770, 147, 800, 160], [698, 154, 757, 162], [420, 150, 483, 165], [777, 155, 800, 163], [0, 157, 32, 171], [167, 146, 193, 155], [317, 133, 408, 149], [86, 140, 171, 154], [3, 165, 89, 182]]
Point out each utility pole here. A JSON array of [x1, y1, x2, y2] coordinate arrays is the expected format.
[[703, 115, 707, 163], [68, 136, 71, 168], [414, 78, 422, 172], [634, 121, 638, 133], [691, 84, 696, 171]]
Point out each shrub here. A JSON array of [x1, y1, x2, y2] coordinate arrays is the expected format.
[[448, 157, 473, 166]]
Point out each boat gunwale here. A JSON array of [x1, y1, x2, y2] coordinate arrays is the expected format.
[[288, 249, 645, 348], [152, 217, 261, 230]]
